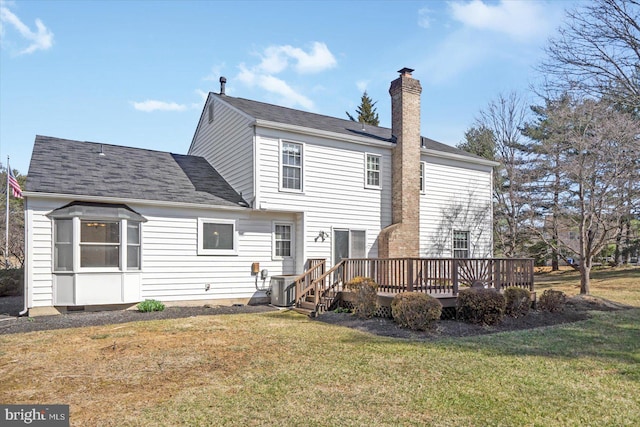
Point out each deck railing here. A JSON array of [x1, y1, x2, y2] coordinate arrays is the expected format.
[[341, 258, 534, 295], [294, 257, 534, 315], [293, 258, 326, 304]]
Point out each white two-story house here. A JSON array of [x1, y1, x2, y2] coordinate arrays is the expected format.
[[23, 68, 496, 316]]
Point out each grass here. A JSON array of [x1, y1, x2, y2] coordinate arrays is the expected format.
[[0, 267, 638, 426]]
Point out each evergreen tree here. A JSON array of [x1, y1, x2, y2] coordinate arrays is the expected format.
[[457, 125, 496, 160], [346, 91, 380, 126]]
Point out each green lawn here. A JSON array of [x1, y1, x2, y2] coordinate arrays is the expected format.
[[1, 267, 638, 426]]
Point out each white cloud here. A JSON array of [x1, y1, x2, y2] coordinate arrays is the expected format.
[[237, 64, 314, 109], [194, 89, 209, 102], [257, 41, 337, 74], [231, 41, 335, 110], [356, 80, 369, 93], [131, 100, 188, 112], [418, 7, 433, 29], [449, 0, 554, 41], [203, 62, 226, 81], [0, 3, 54, 54]]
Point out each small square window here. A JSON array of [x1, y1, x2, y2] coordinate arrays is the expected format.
[[198, 218, 237, 255]]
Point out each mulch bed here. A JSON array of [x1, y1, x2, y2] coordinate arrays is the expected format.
[[0, 294, 632, 339]]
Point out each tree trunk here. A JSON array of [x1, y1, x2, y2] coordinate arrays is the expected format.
[[580, 264, 591, 295]]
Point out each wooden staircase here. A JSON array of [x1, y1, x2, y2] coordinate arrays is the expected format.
[[292, 260, 345, 317]]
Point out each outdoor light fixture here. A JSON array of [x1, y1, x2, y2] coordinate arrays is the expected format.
[[315, 230, 328, 242]]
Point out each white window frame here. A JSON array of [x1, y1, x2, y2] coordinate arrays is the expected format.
[[52, 217, 143, 273], [280, 140, 304, 192], [420, 161, 426, 194], [453, 230, 470, 259], [79, 219, 121, 270], [198, 218, 238, 256], [127, 221, 142, 270], [272, 221, 294, 259], [365, 153, 382, 189]]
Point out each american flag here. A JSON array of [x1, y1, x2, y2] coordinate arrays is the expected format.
[[8, 166, 23, 199]]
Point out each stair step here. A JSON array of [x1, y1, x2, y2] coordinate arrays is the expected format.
[[292, 307, 316, 317], [298, 301, 316, 310]]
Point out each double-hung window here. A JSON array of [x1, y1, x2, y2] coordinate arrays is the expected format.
[[281, 142, 302, 191], [54, 219, 73, 271], [453, 230, 470, 258], [274, 223, 293, 258], [420, 161, 426, 193], [365, 153, 381, 188], [127, 222, 141, 269]]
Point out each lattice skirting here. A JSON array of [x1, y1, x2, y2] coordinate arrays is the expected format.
[[338, 300, 455, 320]]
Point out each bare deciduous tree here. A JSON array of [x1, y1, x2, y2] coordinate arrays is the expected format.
[[475, 92, 531, 258], [539, 0, 640, 111], [527, 97, 640, 294]]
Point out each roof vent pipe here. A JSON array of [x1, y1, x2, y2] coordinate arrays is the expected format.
[[219, 76, 227, 95]]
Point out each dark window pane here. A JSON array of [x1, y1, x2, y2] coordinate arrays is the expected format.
[[127, 245, 140, 269], [81, 221, 119, 243], [127, 222, 140, 244], [203, 223, 234, 250], [81, 245, 120, 267]]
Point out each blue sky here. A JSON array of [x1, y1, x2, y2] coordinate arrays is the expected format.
[[1, 0, 575, 175]]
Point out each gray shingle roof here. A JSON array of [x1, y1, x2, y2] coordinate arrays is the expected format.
[[26, 136, 248, 208], [214, 94, 486, 160]]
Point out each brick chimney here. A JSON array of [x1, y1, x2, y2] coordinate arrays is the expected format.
[[378, 68, 422, 258]]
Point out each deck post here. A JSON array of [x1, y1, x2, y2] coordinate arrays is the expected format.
[[494, 260, 501, 291], [407, 259, 414, 292], [452, 259, 459, 295]]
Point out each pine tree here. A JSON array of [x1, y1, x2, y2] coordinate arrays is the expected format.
[[346, 91, 380, 126]]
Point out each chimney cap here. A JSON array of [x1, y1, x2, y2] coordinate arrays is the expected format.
[[219, 76, 227, 95], [397, 67, 414, 76]]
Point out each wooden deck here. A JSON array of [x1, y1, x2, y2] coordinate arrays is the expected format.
[[293, 257, 535, 317]]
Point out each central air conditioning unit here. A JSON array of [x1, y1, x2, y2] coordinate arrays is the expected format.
[[270, 275, 298, 307]]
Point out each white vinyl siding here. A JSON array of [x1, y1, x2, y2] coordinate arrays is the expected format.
[[255, 128, 391, 261], [189, 97, 255, 203], [26, 198, 299, 308], [420, 155, 493, 258]]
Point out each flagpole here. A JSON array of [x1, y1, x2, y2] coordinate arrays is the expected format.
[[5, 156, 9, 269]]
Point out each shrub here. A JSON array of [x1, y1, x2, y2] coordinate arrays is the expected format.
[[0, 268, 23, 297], [457, 288, 506, 325], [137, 299, 165, 313], [344, 276, 378, 318], [504, 287, 531, 318], [391, 292, 442, 331], [538, 289, 566, 312]]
